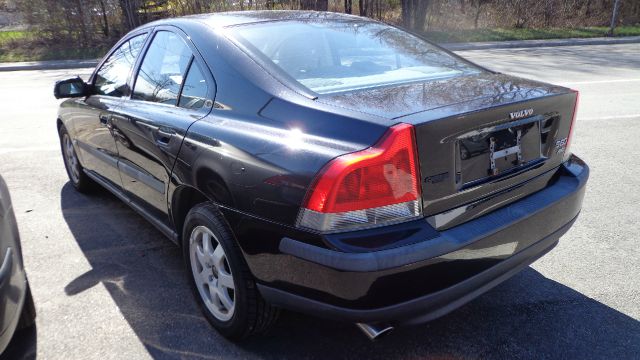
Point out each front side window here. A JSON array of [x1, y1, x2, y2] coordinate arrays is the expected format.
[[178, 62, 209, 110], [231, 21, 481, 94], [94, 33, 148, 97], [133, 31, 192, 105]]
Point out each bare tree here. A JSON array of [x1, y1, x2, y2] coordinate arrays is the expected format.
[[542, 0, 554, 26], [359, 0, 368, 16], [97, 0, 110, 37], [119, 0, 141, 30], [608, 0, 621, 36], [73, 0, 89, 45], [401, 0, 430, 31], [8, 0, 640, 54], [473, 0, 491, 28], [300, 0, 328, 10], [344, 0, 352, 14]]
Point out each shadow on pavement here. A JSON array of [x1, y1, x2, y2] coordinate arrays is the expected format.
[[59, 183, 640, 359]]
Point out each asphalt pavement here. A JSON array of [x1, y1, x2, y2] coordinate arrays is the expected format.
[[0, 43, 638, 359]]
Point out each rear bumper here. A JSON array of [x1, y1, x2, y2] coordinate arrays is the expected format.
[[254, 155, 588, 324], [259, 216, 569, 324]]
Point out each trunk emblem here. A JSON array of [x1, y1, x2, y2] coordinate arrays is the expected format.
[[509, 109, 534, 120], [555, 137, 568, 154]]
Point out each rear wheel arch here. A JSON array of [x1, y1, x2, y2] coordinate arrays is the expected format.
[[195, 167, 234, 207], [171, 185, 210, 246], [170, 175, 235, 245]]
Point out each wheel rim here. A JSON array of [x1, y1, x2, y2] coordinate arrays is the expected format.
[[62, 134, 80, 183], [189, 226, 236, 321]]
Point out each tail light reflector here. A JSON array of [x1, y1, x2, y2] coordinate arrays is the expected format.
[[565, 90, 579, 156]]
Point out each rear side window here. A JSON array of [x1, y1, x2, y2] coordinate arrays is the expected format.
[[133, 31, 192, 105], [232, 21, 480, 94], [178, 62, 209, 110], [94, 33, 147, 97]]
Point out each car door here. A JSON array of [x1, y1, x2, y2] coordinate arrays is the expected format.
[[73, 32, 149, 188], [110, 28, 214, 225]]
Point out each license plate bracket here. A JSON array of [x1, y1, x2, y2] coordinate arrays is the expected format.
[[489, 129, 523, 176], [458, 117, 543, 186]]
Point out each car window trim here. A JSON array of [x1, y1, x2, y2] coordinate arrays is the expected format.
[[129, 30, 194, 106], [128, 29, 162, 102], [177, 57, 212, 111], [89, 29, 152, 94], [128, 25, 217, 111], [176, 55, 195, 107]]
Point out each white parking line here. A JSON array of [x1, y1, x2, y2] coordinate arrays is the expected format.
[[0, 146, 59, 154], [561, 78, 640, 85], [579, 114, 640, 121]]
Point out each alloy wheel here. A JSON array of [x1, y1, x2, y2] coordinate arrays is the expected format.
[[63, 133, 81, 183], [189, 225, 236, 321]]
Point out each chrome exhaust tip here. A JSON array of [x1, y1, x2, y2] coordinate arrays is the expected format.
[[356, 323, 394, 341]]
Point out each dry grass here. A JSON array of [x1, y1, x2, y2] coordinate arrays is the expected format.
[[0, 30, 109, 62]]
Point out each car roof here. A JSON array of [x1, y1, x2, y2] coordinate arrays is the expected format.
[[147, 10, 368, 29]]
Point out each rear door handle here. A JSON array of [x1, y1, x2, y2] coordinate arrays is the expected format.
[[156, 129, 175, 146]]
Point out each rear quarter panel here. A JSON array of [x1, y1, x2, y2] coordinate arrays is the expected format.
[[170, 25, 390, 226]]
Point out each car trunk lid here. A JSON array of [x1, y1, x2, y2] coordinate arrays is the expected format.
[[322, 72, 578, 230], [406, 89, 578, 230]]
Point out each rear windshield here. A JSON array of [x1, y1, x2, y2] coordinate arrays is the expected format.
[[230, 20, 481, 94]]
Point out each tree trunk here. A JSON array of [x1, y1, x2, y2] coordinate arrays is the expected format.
[[474, 0, 482, 28], [75, 0, 89, 46], [193, 0, 203, 13], [344, 0, 352, 14], [300, 0, 315, 10], [119, 0, 141, 30], [609, 0, 621, 36], [98, 0, 110, 38], [401, 0, 410, 28], [359, 0, 369, 16], [401, 0, 430, 31], [412, 0, 429, 32], [299, 0, 329, 10], [544, 0, 553, 27]]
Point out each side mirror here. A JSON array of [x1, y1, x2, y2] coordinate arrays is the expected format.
[[54, 77, 91, 99]]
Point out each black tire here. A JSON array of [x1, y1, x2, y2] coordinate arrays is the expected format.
[[58, 125, 95, 193], [17, 282, 36, 330], [182, 203, 279, 340]]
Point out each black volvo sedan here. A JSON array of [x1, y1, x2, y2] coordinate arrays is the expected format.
[[54, 11, 588, 340]]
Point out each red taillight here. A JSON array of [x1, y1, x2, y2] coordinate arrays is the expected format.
[[566, 90, 579, 154], [298, 123, 422, 233]]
